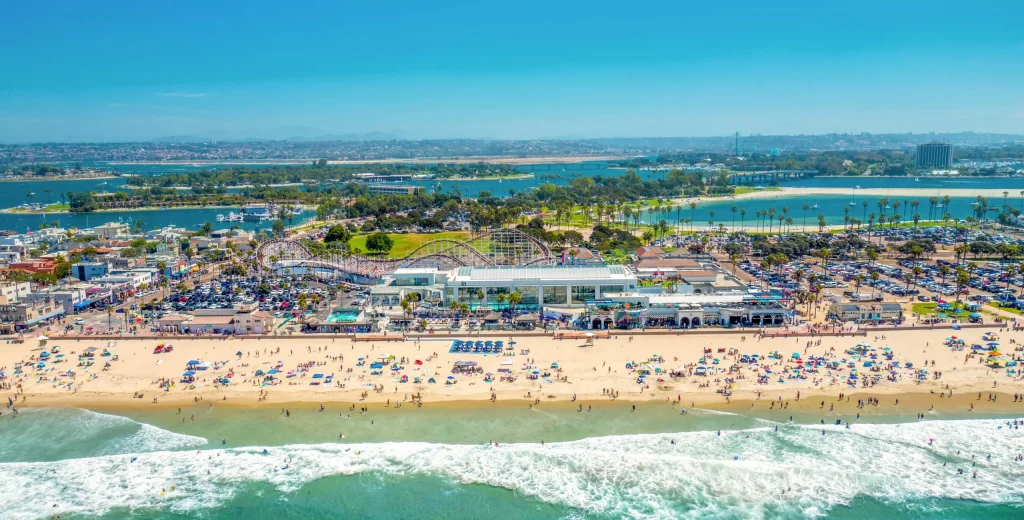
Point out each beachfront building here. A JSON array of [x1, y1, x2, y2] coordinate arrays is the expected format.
[[371, 265, 639, 311], [370, 268, 446, 306], [579, 292, 792, 330], [0, 296, 66, 332], [443, 265, 638, 310], [829, 303, 904, 323], [157, 302, 275, 335]]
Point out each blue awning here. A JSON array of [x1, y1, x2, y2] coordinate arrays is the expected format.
[[25, 308, 66, 326]]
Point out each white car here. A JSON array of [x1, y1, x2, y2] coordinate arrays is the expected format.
[[75, 319, 85, 325]]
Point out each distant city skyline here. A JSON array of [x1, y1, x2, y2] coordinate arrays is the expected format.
[[2, 1, 1023, 142]]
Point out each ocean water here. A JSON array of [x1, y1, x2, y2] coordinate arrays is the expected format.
[[1, 405, 1022, 519], [3, 162, 1020, 232]]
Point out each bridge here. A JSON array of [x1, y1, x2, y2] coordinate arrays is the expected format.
[[727, 170, 816, 186], [255, 228, 556, 280]]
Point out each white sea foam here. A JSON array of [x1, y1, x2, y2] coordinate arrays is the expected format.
[[2, 419, 1022, 520]]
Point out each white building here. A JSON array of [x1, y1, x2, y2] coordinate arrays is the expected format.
[[0, 282, 31, 304], [372, 265, 639, 310]]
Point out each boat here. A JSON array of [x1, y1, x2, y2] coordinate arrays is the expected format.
[[914, 178, 920, 182], [216, 214, 227, 222], [812, 204, 818, 210]]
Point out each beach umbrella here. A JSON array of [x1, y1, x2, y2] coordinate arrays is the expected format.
[[447, 376, 455, 380], [183, 370, 196, 376], [313, 374, 324, 378], [791, 353, 801, 359], [267, 369, 280, 374], [39, 352, 50, 358], [415, 360, 423, 365], [988, 342, 1000, 347], [551, 362, 559, 368], [187, 360, 199, 365]]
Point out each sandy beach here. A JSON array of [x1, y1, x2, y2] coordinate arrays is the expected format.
[[734, 186, 1013, 200], [5, 325, 1023, 414]]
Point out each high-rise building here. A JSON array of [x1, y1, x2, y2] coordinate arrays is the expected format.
[[916, 143, 952, 169]]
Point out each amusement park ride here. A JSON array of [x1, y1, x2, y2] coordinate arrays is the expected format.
[[255, 229, 556, 280]]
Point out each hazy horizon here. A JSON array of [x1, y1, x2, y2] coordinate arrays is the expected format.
[[2, 1, 1022, 143]]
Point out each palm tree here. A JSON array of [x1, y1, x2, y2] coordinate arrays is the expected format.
[[740, 208, 747, 230], [475, 289, 485, 311], [954, 269, 970, 307], [688, 202, 697, 233], [862, 200, 868, 223], [508, 291, 522, 314], [802, 203, 810, 229], [768, 207, 776, 235], [731, 205, 738, 230]]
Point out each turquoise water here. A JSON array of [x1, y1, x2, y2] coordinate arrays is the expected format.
[[1, 207, 314, 234], [3, 163, 1021, 232], [1, 405, 1022, 519], [639, 194, 1001, 227], [325, 312, 359, 323]]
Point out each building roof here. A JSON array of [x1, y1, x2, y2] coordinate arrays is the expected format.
[[677, 270, 717, 280], [159, 313, 192, 323], [189, 315, 235, 325], [635, 259, 701, 269], [251, 311, 275, 319], [635, 246, 665, 258], [451, 265, 633, 282], [564, 248, 596, 259]]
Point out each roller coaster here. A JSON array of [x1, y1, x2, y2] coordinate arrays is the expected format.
[[255, 229, 556, 279]]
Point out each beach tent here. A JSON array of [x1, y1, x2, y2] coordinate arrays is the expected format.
[[312, 374, 324, 379]]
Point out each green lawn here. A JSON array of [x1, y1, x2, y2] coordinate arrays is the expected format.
[[44, 202, 69, 211], [912, 302, 955, 315], [349, 231, 471, 258], [988, 301, 1024, 316], [734, 186, 782, 196], [913, 301, 991, 317]]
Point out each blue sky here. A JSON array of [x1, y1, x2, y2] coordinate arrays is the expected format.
[[1, 0, 1022, 142]]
